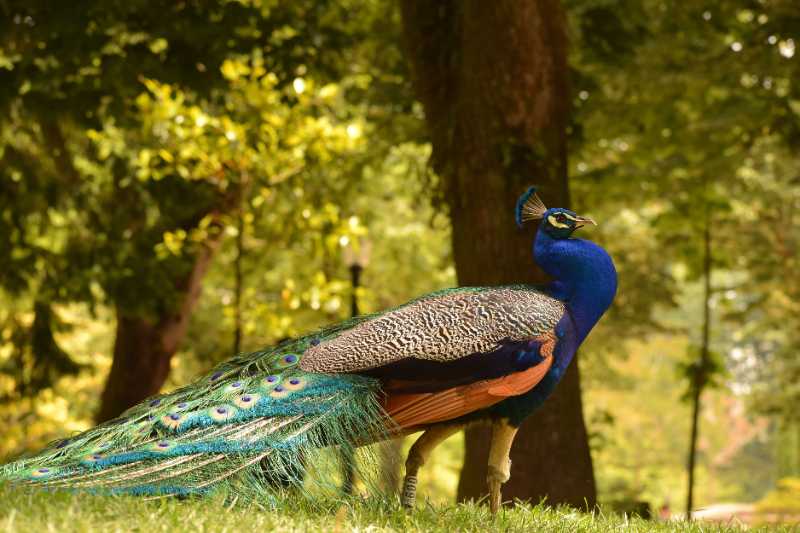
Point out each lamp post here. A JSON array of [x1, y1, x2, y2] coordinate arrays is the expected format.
[[340, 238, 371, 494], [349, 262, 362, 317], [342, 238, 372, 318]]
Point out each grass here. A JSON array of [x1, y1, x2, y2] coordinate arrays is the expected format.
[[0, 485, 797, 533]]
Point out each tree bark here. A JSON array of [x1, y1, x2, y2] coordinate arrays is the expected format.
[[400, 0, 596, 507], [96, 235, 222, 422]]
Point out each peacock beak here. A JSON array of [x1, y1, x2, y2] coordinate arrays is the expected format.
[[574, 216, 597, 228]]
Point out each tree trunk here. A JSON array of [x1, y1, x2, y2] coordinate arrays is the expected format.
[[400, 0, 596, 507], [686, 197, 713, 519], [96, 236, 222, 422]]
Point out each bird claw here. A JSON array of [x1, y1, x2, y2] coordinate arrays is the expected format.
[[489, 479, 502, 514], [487, 460, 511, 514]]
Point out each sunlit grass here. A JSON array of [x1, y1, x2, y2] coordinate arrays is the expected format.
[[0, 484, 793, 533]]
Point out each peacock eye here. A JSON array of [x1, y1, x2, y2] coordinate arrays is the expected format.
[[556, 213, 568, 223]]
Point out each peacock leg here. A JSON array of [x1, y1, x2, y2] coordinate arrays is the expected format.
[[487, 418, 519, 514], [401, 424, 463, 508]]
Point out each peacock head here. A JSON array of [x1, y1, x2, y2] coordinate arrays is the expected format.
[[515, 186, 596, 239]]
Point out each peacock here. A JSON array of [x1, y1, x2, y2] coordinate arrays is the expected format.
[[1, 186, 617, 513]]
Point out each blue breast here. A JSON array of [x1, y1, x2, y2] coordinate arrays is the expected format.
[[492, 311, 580, 425], [491, 229, 616, 424]]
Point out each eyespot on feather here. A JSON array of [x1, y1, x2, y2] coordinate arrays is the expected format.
[[276, 353, 300, 368], [208, 404, 237, 422], [82, 453, 105, 465], [160, 412, 185, 430], [260, 375, 282, 390], [29, 467, 57, 479], [224, 380, 247, 394], [234, 393, 261, 409], [269, 385, 291, 399], [172, 402, 190, 411], [149, 440, 176, 452], [283, 376, 307, 391]]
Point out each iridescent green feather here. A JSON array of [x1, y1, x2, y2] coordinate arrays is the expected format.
[[0, 329, 389, 498]]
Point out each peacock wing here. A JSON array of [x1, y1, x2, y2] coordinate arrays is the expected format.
[[300, 285, 565, 374]]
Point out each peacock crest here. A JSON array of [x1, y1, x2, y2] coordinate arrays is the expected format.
[[515, 186, 548, 227]]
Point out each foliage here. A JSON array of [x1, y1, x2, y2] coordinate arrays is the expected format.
[[585, 333, 777, 509], [0, 0, 369, 308], [567, 0, 800, 508], [0, 0, 425, 410], [756, 477, 800, 514], [0, 305, 114, 460], [569, 0, 800, 412]]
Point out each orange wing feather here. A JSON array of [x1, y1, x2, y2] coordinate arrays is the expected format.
[[384, 331, 556, 431]]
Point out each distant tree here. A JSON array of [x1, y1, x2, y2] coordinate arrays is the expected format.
[[400, 0, 597, 507]]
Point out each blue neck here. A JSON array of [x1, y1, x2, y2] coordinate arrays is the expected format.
[[533, 230, 617, 344]]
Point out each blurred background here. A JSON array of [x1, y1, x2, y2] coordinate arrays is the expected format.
[[0, 0, 798, 525]]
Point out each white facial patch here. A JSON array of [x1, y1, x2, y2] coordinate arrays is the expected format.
[[547, 214, 570, 229]]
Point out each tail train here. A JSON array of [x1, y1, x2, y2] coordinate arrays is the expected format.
[[1, 330, 389, 498]]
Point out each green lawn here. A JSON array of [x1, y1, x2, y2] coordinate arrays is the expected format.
[[0, 486, 795, 533]]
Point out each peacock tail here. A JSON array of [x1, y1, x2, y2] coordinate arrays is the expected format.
[[0, 323, 392, 499], [0, 286, 489, 498]]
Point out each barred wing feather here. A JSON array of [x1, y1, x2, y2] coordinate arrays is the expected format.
[[301, 286, 564, 373]]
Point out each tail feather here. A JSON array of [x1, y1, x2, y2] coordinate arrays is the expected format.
[[43, 417, 287, 489], [2, 332, 391, 499], [36, 423, 257, 488]]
